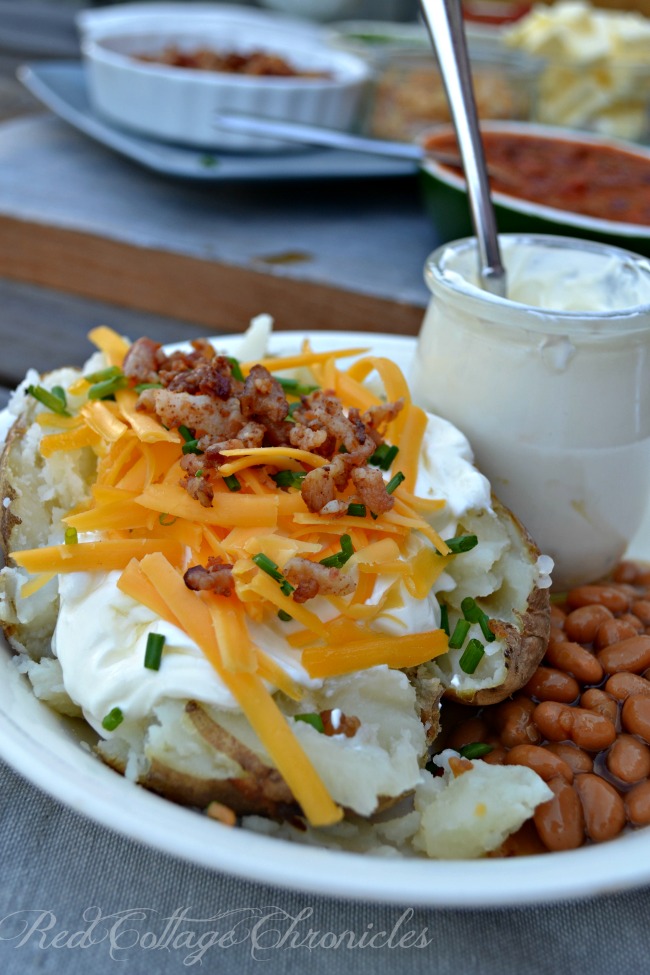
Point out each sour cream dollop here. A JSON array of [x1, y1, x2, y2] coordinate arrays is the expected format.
[[52, 413, 492, 734]]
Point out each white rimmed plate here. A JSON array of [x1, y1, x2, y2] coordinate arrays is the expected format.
[[2, 329, 650, 907]]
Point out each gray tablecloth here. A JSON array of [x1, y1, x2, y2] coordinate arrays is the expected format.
[[1, 757, 650, 975]]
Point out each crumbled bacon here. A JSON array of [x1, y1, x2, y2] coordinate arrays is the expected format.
[[284, 557, 356, 604], [184, 474, 214, 507], [351, 466, 394, 514], [240, 365, 288, 424], [123, 336, 162, 384], [301, 466, 337, 514], [183, 558, 235, 595], [152, 390, 245, 440]]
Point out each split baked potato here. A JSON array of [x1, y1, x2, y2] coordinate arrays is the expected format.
[[0, 329, 552, 854]]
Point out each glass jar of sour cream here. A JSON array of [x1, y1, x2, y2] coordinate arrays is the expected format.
[[411, 234, 650, 591]]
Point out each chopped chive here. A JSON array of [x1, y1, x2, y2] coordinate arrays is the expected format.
[[459, 638, 485, 674], [274, 376, 319, 396], [226, 357, 244, 382], [280, 580, 295, 597], [439, 602, 450, 636], [461, 596, 495, 642], [27, 384, 70, 416], [271, 470, 307, 489], [448, 618, 471, 650], [338, 444, 348, 454], [278, 609, 293, 622], [64, 526, 78, 545], [144, 632, 165, 671], [294, 713, 325, 734], [251, 553, 284, 583], [459, 742, 494, 760], [347, 503, 366, 517], [445, 534, 479, 554], [385, 471, 405, 495], [87, 375, 128, 400], [369, 443, 399, 471], [181, 439, 203, 456], [195, 470, 204, 478], [51, 385, 67, 407], [84, 366, 122, 383], [178, 425, 194, 442], [101, 707, 124, 731], [134, 382, 163, 392], [158, 513, 177, 526], [319, 533, 354, 569], [223, 474, 241, 492]]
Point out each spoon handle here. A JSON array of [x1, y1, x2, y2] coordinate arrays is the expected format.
[[419, 0, 507, 297]]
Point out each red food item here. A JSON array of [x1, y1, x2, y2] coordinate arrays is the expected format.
[[424, 130, 650, 226]]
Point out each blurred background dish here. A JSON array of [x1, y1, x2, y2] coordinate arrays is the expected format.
[[81, 16, 371, 151], [329, 19, 538, 142], [418, 120, 650, 256]]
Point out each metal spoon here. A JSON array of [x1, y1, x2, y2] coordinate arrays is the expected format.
[[419, 0, 507, 297]]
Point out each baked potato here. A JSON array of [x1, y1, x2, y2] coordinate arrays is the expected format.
[[0, 325, 552, 855]]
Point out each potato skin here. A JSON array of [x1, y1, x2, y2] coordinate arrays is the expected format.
[[442, 499, 551, 707]]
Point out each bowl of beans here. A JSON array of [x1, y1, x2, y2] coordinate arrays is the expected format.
[[81, 16, 371, 151], [418, 121, 650, 258], [442, 560, 650, 854]]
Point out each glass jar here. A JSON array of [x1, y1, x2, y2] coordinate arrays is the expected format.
[[410, 234, 650, 590]]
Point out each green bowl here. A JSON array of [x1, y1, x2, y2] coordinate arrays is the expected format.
[[418, 120, 650, 259]]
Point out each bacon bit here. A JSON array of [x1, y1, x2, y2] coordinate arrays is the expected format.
[[183, 557, 235, 595], [448, 756, 474, 777], [123, 336, 162, 384], [205, 800, 237, 826], [153, 390, 245, 440], [301, 466, 337, 513], [321, 708, 360, 738], [284, 556, 356, 604], [240, 365, 289, 423], [351, 466, 394, 514], [362, 398, 404, 437], [289, 424, 328, 452], [184, 474, 214, 507], [166, 362, 232, 399]]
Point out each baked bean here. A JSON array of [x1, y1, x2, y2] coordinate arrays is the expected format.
[[533, 701, 574, 741], [621, 694, 650, 743], [480, 745, 507, 766], [635, 569, 650, 588], [570, 709, 618, 751], [625, 780, 650, 826], [632, 600, 650, 626], [533, 702, 616, 751], [606, 734, 650, 783], [605, 672, 650, 702], [490, 697, 541, 748], [447, 717, 490, 751], [613, 561, 641, 584], [523, 666, 580, 704], [545, 640, 604, 685], [505, 743, 573, 783], [595, 618, 640, 650], [580, 688, 618, 722], [566, 585, 631, 614], [533, 776, 585, 851], [564, 604, 613, 644], [574, 774, 626, 843], [598, 635, 650, 675], [545, 742, 594, 774], [619, 613, 644, 634]]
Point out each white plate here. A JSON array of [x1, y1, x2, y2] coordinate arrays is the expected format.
[[3, 329, 650, 908], [18, 62, 416, 182]]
